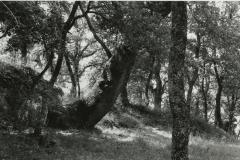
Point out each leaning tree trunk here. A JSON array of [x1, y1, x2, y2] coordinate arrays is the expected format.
[[169, 2, 189, 160], [65, 54, 77, 97], [50, 1, 80, 86], [81, 46, 136, 128]]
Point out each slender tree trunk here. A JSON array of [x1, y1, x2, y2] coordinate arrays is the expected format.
[[153, 57, 163, 112], [228, 93, 237, 135], [145, 70, 153, 106], [120, 60, 132, 108], [145, 55, 155, 106], [201, 63, 209, 122], [65, 54, 77, 97], [20, 40, 28, 66], [50, 2, 80, 86], [215, 81, 223, 128], [71, 58, 81, 98], [214, 63, 223, 128], [201, 77, 208, 121], [50, 32, 66, 86], [194, 97, 200, 117], [32, 51, 54, 89], [186, 32, 200, 110], [169, 2, 189, 160], [34, 97, 48, 136], [77, 75, 81, 97]]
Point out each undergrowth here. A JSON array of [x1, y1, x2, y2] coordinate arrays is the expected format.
[[0, 107, 240, 160]]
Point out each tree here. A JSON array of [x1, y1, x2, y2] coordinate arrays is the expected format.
[[49, 1, 90, 86], [169, 2, 189, 160]]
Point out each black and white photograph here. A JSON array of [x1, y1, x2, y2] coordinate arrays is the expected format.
[[0, 1, 240, 160]]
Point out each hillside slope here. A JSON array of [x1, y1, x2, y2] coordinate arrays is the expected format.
[[0, 110, 240, 160]]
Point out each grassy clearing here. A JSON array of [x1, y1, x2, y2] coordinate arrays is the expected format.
[[0, 111, 240, 160], [0, 125, 240, 160]]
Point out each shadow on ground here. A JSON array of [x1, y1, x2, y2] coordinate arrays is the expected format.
[[0, 125, 240, 160]]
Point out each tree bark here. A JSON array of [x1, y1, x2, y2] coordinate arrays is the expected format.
[[50, 30, 66, 86], [202, 84, 208, 121], [34, 97, 48, 136], [120, 58, 133, 108], [213, 63, 223, 128], [227, 93, 237, 135], [169, 2, 189, 160], [50, 2, 82, 86], [121, 85, 130, 108], [81, 46, 136, 128], [194, 97, 200, 117], [145, 70, 153, 106], [65, 54, 77, 97], [153, 56, 164, 112], [32, 51, 54, 88], [76, 66, 81, 97], [200, 62, 210, 122], [145, 54, 155, 105]]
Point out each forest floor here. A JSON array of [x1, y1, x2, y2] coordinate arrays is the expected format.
[[0, 111, 240, 160]]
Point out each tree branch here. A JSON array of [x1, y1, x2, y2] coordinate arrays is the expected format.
[[82, 50, 97, 58], [79, 2, 112, 59]]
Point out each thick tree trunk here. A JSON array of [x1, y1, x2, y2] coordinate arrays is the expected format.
[[169, 2, 189, 160], [81, 46, 136, 128]]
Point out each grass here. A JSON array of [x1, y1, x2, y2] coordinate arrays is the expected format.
[[0, 110, 240, 160]]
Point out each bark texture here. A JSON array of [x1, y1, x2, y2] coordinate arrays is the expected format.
[[153, 57, 164, 112], [78, 46, 136, 128], [121, 85, 131, 108], [226, 93, 238, 135], [169, 2, 189, 160], [213, 63, 223, 128], [201, 63, 210, 122]]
